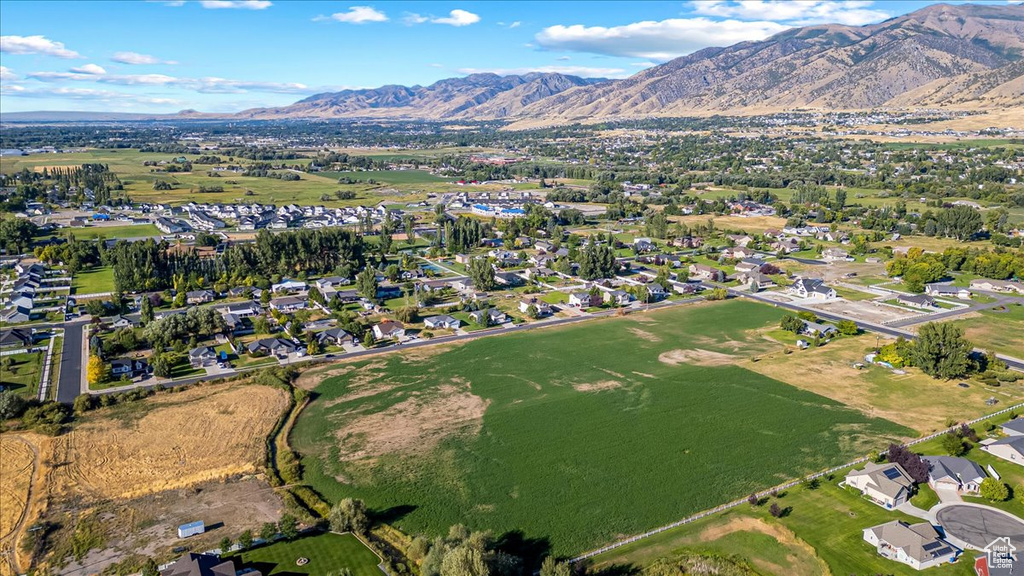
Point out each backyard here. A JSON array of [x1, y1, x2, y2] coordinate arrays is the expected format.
[[229, 532, 381, 576], [72, 265, 116, 295]]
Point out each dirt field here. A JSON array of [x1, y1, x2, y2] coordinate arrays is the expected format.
[[52, 384, 289, 500], [672, 214, 787, 234], [1, 435, 40, 576], [805, 298, 923, 325], [742, 335, 1024, 433]]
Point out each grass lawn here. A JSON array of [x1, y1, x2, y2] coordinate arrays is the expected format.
[[72, 265, 116, 295], [833, 286, 878, 301], [0, 350, 44, 398], [291, 300, 910, 557], [952, 302, 1024, 358], [229, 532, 381, 576], [320, 169, 449, 185], [63, 223, 161, 240]]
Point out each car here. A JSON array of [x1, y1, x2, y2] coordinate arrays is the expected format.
[[958, 382, 970, 388], [325, 354, 335, 358]]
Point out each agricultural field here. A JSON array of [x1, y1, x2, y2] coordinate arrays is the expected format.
[[743, 334, 1023, 434], [0, 351, 43, 398], [62, 224, 161, 240], [229, 532, 382, 576], [950, 302, 1024, 359], [71, 265, 115, 295], [320, 169, 450, 185], [291, 300, 911, 557]]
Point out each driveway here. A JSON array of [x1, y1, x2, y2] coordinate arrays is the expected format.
[[934, 484, 963, 504]]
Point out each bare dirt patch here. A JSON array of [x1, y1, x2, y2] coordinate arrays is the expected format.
[[806, 299, 922, 325], [1, 434, 41, 576], [55, 384, 289, 500], [658, 349, 736, 367], [694, 516, 829, 576], [626, 327, 661, 342], [573, 380, 625, 393], [336, 381, 489, 461]]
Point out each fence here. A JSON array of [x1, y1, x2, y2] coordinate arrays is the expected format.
[[570, 401, 1024, 563]]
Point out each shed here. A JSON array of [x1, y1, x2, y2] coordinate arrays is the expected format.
[[178, 520, 205, 539]]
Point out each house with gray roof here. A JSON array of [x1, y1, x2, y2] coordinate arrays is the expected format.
[[790, 278, 836, 300], [1000, 419, 1024, 436], [983, 436, 1024, 467], [862, 520, 957, 570], [159, 553, 248, 576], [844, 462, 914, 508], [923, 455, 985, 494], [424, 315, 462, 330], [897, 293, 937, 309]]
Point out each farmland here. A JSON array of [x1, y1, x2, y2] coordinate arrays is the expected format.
[[229, 532, 382, 576], [62, 223, 161, 240], [950, 302, 1024, 359], [291, 300, 911, 556]]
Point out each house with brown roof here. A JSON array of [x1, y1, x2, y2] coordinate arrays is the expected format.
[[862, 521, 957, 570]]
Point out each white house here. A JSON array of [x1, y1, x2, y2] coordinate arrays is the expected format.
[[844, 462, 914, 508], [424, 315, 462, 330], [790, 278, 836, 300], [372, 321, 405, 340], [862, 521, 957, 570], [983, 436, 1024, 466]]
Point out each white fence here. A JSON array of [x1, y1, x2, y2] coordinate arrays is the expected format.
[[570, 401, 1024, 563]]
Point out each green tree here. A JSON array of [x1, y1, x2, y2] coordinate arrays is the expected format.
[[328, 498, 370, 534], [780, 315, 803, 333], [141, 558, 159, 576], [140, 296, 153, 324], [539, 557, 572, 576], [912, 322, 971, 379], [239, 529, 254, 550], [937, 205, 983, 240], [356, 268, 379, 301], [468, 258, 496, 291], [259, 522, 277, 542], [941, 432, 966, 456], [836, 320, 859, 335], [219, 536, 233, 554], [73, 394, 95, 414], [980, 477, 1010, 502], [278, 514, 299, 539], [704, 287, 728, 301]]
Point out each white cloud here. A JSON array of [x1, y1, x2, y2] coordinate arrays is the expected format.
[[315, 6, 388, 23], [427, 63, 445, 68], [198, 0, 272, 9], [508, 21, 521, 29], [70, 64, 107, 75], [0, 66, 18, 81], [556, 56, 571, 61], [26, 68, 311, 94], [4, 85, 184, 106], [111, 51, 177, 65], [535, 18, 789, 60], [689, 1, 889, 26], [457, 65, 625, 79], [0, 35, 82, 59], [631, 61, 657, 68], [405, 9, 480, 27]]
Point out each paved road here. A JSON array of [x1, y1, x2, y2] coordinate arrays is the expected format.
[[936, 504, 1024, 550], [887, 293, 1016, 328], [56, 320, 86, 404]]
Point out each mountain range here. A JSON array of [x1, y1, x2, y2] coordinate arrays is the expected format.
[[5, 3, 1023, 123]]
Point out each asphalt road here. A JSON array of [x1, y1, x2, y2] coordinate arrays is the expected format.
[[56, 320, 86, 403]]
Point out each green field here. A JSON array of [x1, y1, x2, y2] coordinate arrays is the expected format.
[[229, 532, 381, 576], [63, 224, 161, 240], [320, 169, 450, 185], [0, 350, 44, 398], [72, 265, 115, 294], [291, 300, 910, 557], [953, 302, 1024, 358]]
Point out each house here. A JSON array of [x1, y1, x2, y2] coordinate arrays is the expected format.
[[316, 327, 355, 346], [734, 258, 766, 274], [424, 315, 462, 330], [727, 234, 753, 247], [271, 278, 307, 294], [923, 456, 985, 494], [925, 284, 971, 300], [221, 302, 261, 318], [970, 278, 1024, 295], [801, 320, 838, 338], [110, 315, 134, 328], [455, 254, 473, 265], [469, 308, 507, 326], [822, 247, 853, 262], [494, 271, 522, 287], [568, 292, 601, 308], [269, 296, 307, 313], [159, 553, 247, 576], [372, 321, 406, 340], [772, 238, 801, 253], [188, 346, 217, 368], [314, 276, 349, 291], [689, 264, 726, 282], [897, 294, 937, 309], [246, 337, 297, 357], [1000, 419, 1024, 436], [722, 246, 754, 260], [450, 279, 475, 293], [0, 328, 33, 349], [862, 521, 957, 570], [982, 436, 1024, 466], [672, 282, 700, 295], [844, 462, 914, 508], [519, 298, 552, 316], [110, 358, 149, 379], [646, 283, 669, 301], [739, 271, 775, 291], [186, 289, 215, 305], [790, 278, 836, 299], [633, 238, 656, 253], [603, 289, 631, 306]]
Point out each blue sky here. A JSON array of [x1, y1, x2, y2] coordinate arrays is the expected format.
[[0, 0, 1017, 113]]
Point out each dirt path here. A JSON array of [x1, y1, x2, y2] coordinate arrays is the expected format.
[[0, 435, 40, 576]]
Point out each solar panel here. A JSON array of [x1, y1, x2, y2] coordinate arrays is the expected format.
[[883, 468, 903, 480], [922, 541, 943, 551]]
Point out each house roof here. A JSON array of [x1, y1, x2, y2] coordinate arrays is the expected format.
[[425, 315, 458, 325], [160, 553, 239, 576], [188, 346, 215, 358], [898, 294, 935, 305], [923, 456, 985, 485], [987, 436, 1024, 458], [847, 462, 914, 499], [1000, 419, 1024, 434], [864, 521, 954, 564], [0, 328, 32, 347]]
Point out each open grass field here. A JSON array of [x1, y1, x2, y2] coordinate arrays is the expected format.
[[71, 265, 115, 295], [291, 300, 910, 556], [951, 302, 1024, 359], [230, 532, 381, 576], [742, 334, 1024, 434], [52, 383, 289, 500], [63, 224, 161, 240], [0, 351, 43, 398], [320, 169, 450, 185], [589, 477, 975, 575]]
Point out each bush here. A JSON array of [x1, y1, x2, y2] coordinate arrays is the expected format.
[[980, 478, 1010, 502]]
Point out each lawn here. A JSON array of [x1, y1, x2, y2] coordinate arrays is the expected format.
[[229, 532, 381, 576], [63, 224, 161, 240], [72, 265, 116, 295], [291, 300, 910, 557], [952, 302, 1024, 358], [0, 350, 44, 398], [320, 169, 449, 185]]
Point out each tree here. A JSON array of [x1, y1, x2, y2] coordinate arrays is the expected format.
[[705, 287, 728, 301], [328, 498, 370, 534], [937, 205, 983, 241], [941, 432, 967, 456], [219, 536, 233, 554], [525, 304, 539, 319], [278, 514, 299, 539], [356, 268, 379, 301], [140, 296, 153, 324], [836, 320, 858, 336], [539, 557, 572, 576], [980, 477, 1010, 502], [913, 322, 971, 379], [86, 355, 109, 385], [886, 444, 929, 483], [141, 559, 159, 576], [440, 544, 488, 576], [0, 390, 27, 420], [747, 493, 759, 507], [306, 333, 320, 357], [780, 315, 803, 333], [239, 529, 254, 550], [769, 502, 782, 518], [468, 258, 496, 291], [73, 394, 95, 414], [259, 522, 277, 542]]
